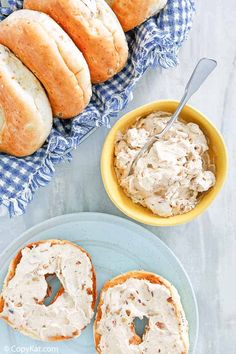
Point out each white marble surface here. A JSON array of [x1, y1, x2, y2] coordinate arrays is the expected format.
[[0, 1, 235, 353]]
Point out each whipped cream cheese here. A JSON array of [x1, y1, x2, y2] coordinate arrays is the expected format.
[[0, 241, 95, 340], [97, 277, 187, 354], [115, 111, 216, 217]]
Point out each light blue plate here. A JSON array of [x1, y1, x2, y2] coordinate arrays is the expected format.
[[0, 213, 199, 353]]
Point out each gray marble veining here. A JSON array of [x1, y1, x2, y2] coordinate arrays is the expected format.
[[0, 1, 235, 353]]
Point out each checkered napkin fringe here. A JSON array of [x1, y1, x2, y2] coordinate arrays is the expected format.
[[0, 0, 195, 217]]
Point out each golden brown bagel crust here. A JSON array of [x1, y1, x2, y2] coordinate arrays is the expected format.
[[0, 45, 52, 157], [0, 10, 92, 118], [24, 0, 129, 83], [106, 0, 167, 32], [0, 239, 97, 341], [94, 270, 189, 354]]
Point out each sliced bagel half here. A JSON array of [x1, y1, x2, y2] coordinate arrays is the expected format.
[[0, 239, 96, 341], [94, 270, 189, 353]]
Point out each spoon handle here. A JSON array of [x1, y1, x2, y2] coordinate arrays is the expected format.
[[129, 58, 217, 174], [158, 58, 217, 138]]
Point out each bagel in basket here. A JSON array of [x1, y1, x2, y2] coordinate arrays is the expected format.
[[106, 0, 167, 32], [0, 9, 92, 119], [0, 44, 52, 157], [0, 240, 96, 341], [94, 271, 189, 353], [24, 0, 129, 83]]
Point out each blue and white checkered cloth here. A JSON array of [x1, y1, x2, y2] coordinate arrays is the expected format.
[[0, 0, 195, 217]]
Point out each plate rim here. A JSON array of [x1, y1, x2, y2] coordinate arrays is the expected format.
[[0, 212, 199, 353]]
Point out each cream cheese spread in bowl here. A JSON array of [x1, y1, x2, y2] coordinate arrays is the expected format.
[[114, 112, 216, 217]]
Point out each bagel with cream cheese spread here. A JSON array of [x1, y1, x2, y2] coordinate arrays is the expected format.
[[94, 271, 189, 353], [0, 240, 96, 341]]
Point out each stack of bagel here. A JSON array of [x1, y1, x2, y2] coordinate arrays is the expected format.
[[0, 0, 167, 157]]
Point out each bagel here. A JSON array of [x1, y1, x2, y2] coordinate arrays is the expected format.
[[0, 240, 96, 341], [24, 0, 129, 83], [0, 44, 52, 157], [106, 0, 167, 32], [94, 271, 189, 353], [0, 10, 92, 119]]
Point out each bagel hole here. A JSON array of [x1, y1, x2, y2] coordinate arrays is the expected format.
[[43, 273, 63, 306], [134, 316, 149, 340]]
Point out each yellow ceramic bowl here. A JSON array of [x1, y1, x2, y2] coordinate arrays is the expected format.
[[101, 100, 228, 226]]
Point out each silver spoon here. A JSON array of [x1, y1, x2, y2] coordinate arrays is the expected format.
[[129, 58, 217, 175]]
